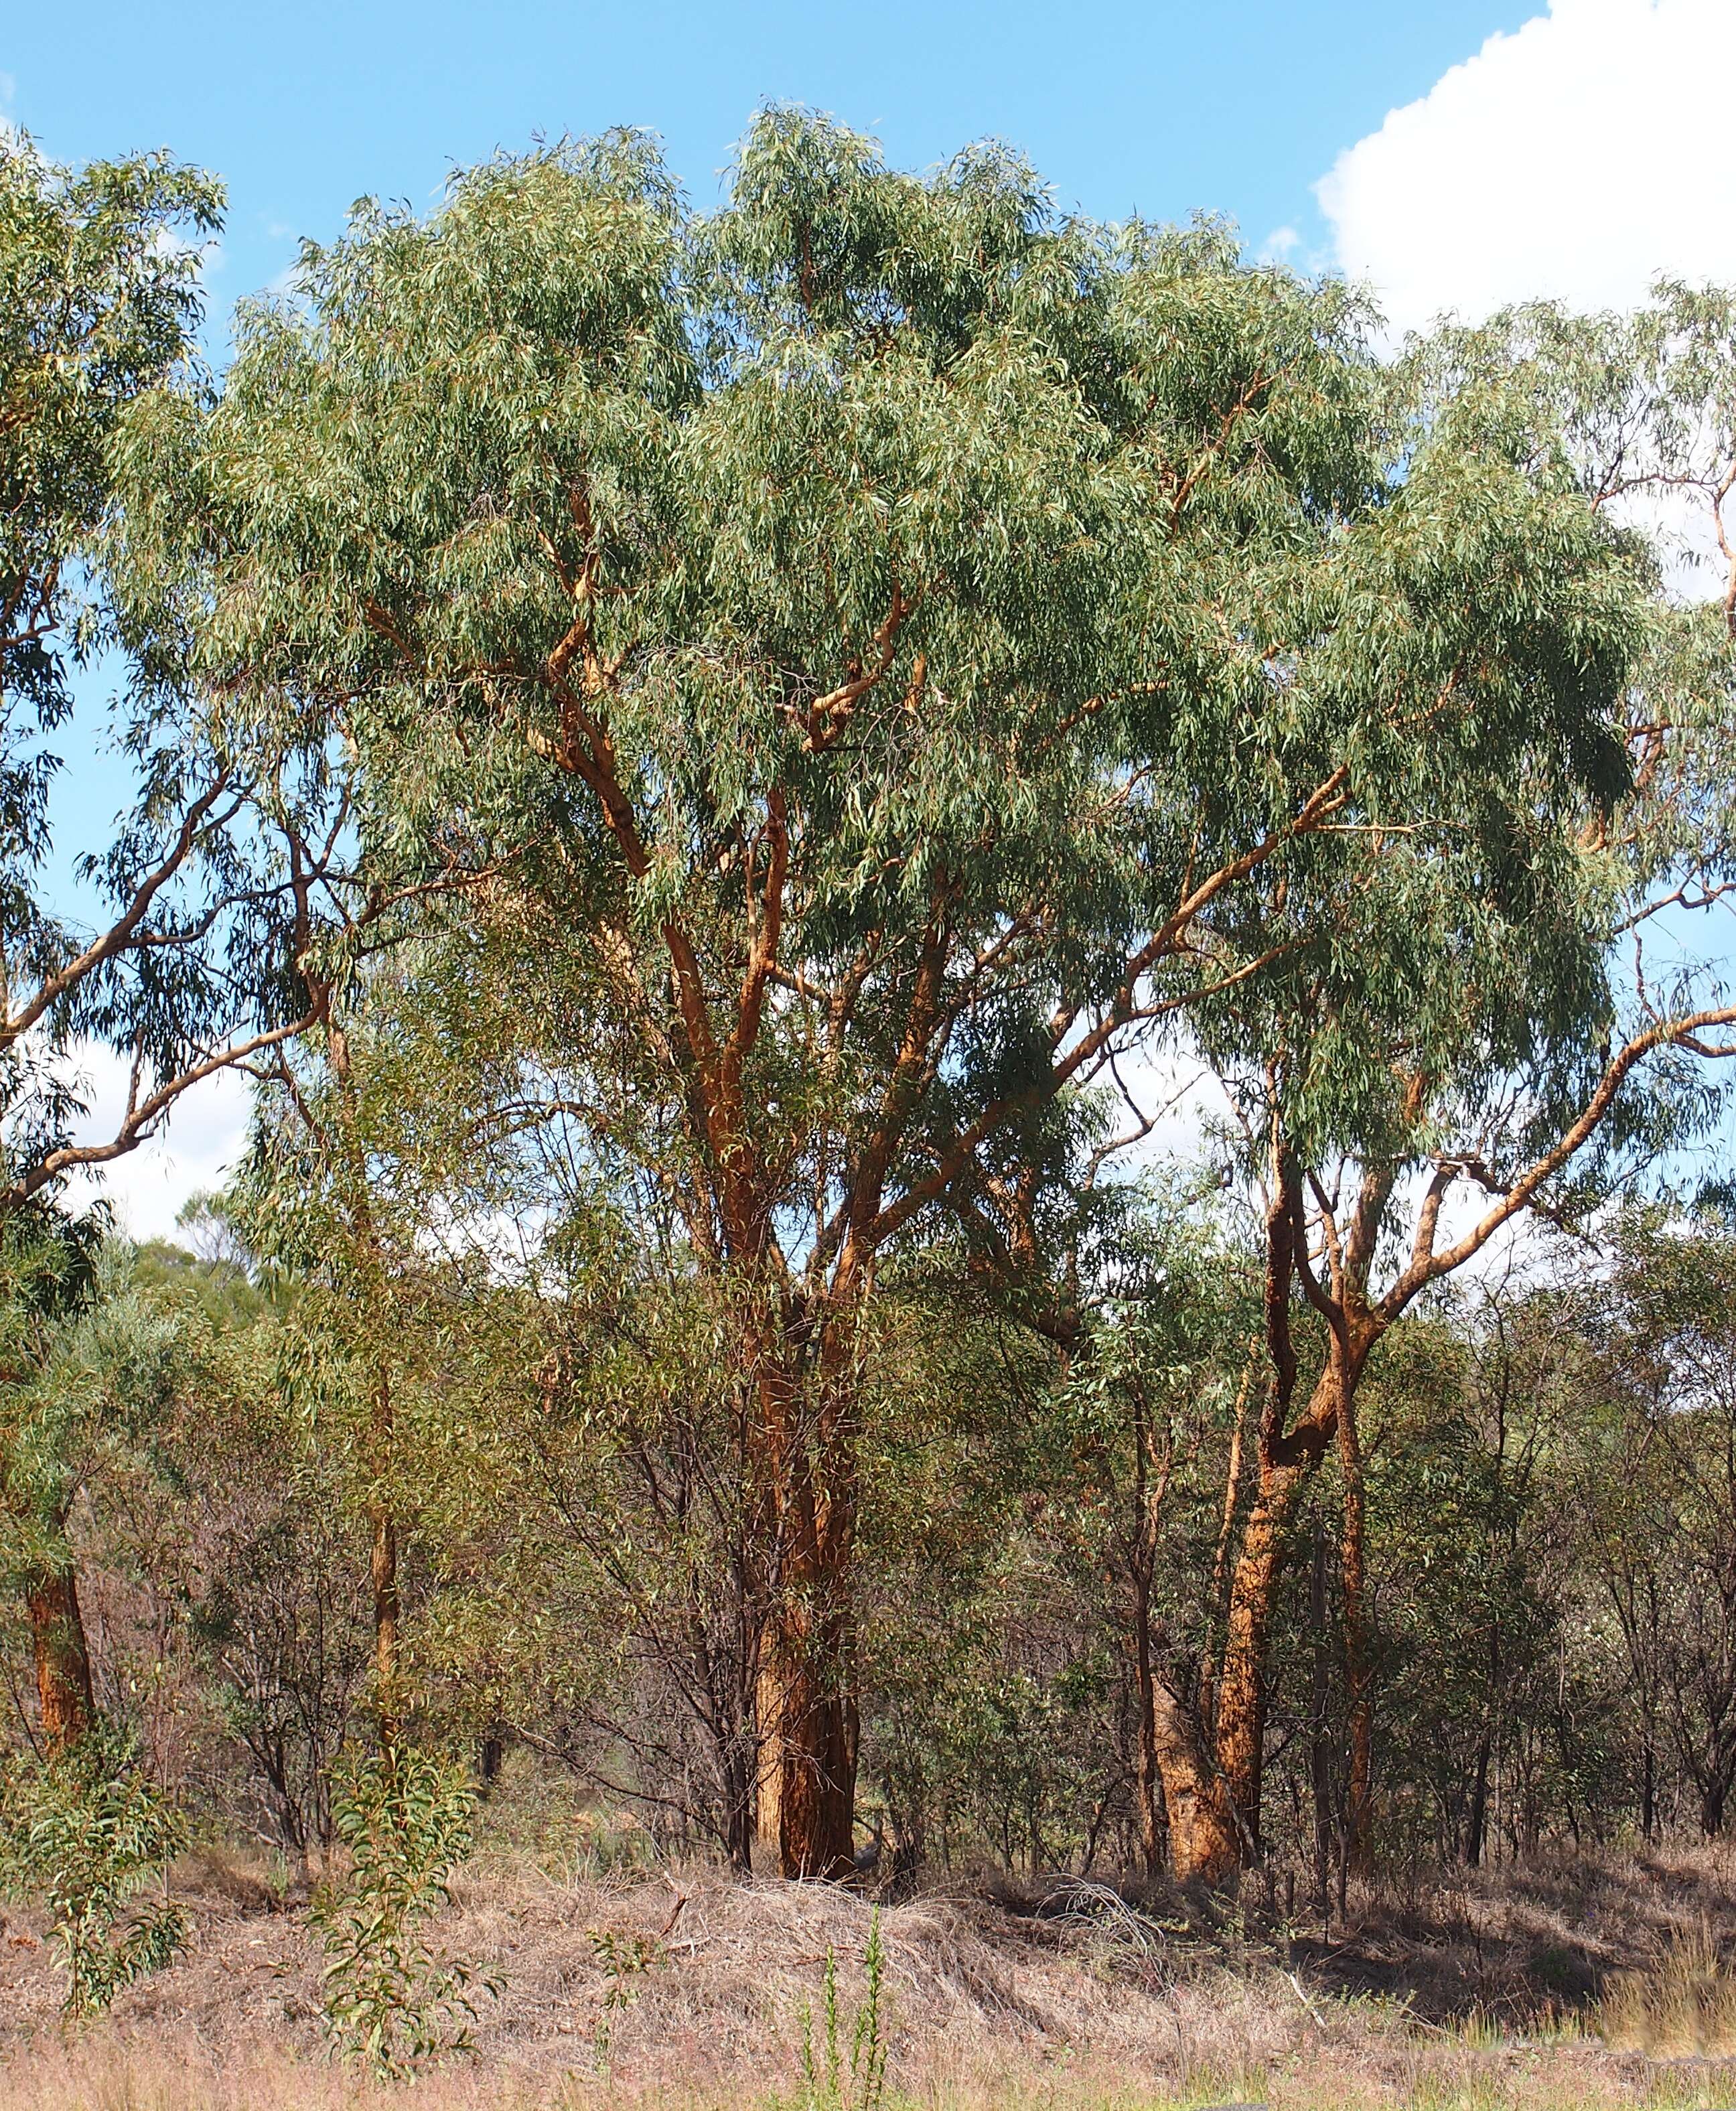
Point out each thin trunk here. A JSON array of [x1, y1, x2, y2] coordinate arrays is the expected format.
[[478, 1727, 505, 1792], [370, 1362, 399, 1747], [1463, 1608, 1500, 1867], [1199, 1341, 1257, 1743], [1463, 1730, 1492, 1867], [25, 1553, 93, 1751], [1338, 1378, 1373, 1875], [1129, 1366, 1167, 1879], [1309, 1520, 1334, 1923], [321, 1017, 400, 1754], [370, 1496, 399, 1747], [1131, 1558, 1164, 1878]]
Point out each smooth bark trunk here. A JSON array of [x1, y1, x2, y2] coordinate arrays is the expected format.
[[1462, 1731, 1492, 1867], [1131, 1576, 1165, 1879]]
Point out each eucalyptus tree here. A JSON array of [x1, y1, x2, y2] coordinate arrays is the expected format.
[[0, 133, 379, 1217], [1158, 288, 1736, 1880], [182, 111, 1654, 1876]]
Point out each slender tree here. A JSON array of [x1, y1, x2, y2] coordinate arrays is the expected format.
[[1147, 290, 1736, 1879]]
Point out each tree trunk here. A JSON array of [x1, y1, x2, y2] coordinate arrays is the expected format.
[[1338, 1378, 1374, 1875], [1309, 1520, 1335, 1923], [753, 1329, 859, 1880], [1207, 1447, 1317, 1873], [370, 1489, 399, 1747], [1177, 1345, 1346, 1885], [1463, 1729, 1492, 1867], [755, 1654, 785, 1868], [755, 1249, 870, 1883], [760, 1602, 857, 1877], [1146, 1677, 1234, 1884], [25, 1554, 94, 1751], [1131, 1567, 1165, 1879]]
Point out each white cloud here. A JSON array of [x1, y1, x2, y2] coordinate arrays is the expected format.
[[1318, 0, 1736, 336], [60, 1045, 252, 1246]]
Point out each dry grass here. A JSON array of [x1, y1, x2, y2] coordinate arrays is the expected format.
[[1599, 1922, 1736, 2057], [5, 1842, 1736, 2106]]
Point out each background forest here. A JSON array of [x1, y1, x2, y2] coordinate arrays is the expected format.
[[7, 98, 1736, 2100]]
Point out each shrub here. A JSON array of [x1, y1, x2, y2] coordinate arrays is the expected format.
[[0, 1726, 190, 2017], [309, 1743, 498, 2077]]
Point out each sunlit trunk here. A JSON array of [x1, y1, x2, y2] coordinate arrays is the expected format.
[[1146, 1678, 1233, 1883], [25, 1548, 93, 1751], [1179, 1357, 1346, 1884]]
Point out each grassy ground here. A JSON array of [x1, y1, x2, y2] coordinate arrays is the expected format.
[[8, 1840, 1736, 2107]]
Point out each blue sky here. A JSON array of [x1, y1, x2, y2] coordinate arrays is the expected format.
[[5, 0, 1532, 333]]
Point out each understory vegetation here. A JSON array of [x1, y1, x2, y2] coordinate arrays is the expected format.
[[5, 103, 1736, 2105]]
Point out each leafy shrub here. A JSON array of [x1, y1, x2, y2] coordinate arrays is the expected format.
[[0, 1726, 190, 2017], [309, 1743, 498, 2077]]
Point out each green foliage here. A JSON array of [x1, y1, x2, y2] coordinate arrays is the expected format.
[[796, 1910, 889, 2111], [177, 105, 1659, 1299], [0, 130, 219, 727], [0, 1726, 190, 2018], [309, 1745, 496, 2078]]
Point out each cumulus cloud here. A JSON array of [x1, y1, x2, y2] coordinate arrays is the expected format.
[[1318, 0, 1736, 336]]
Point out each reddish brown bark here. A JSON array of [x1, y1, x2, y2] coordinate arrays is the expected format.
[[25, 1558, 94, 1750], [1145, 1151, 1360, 1887], [1147, 1679, 1232, 1882]]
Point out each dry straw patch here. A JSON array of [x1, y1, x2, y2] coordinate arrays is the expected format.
[[3, 1847, 1736, 2106]]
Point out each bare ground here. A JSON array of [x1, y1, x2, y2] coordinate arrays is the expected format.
[[6, 1843, 1736, 2107]]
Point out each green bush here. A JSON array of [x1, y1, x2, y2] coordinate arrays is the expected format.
[[309, 1743, 498, 2078], [0, 1727, 190, 2018]]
